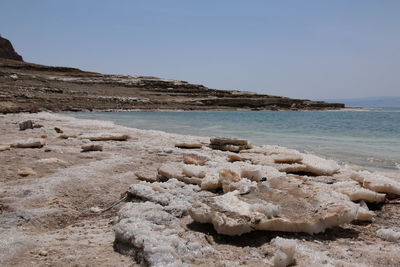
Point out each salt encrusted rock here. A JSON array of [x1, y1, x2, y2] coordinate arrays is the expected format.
[[376, 228, 400, 242], [175, 143, 203, 149], [240, 145, 299, 156], [80, 134, 130, 141], [157, 163, 185, 181], [58, 134, 77, 139], [19, 120, 33, 131], [36, 158, 68, 165], [219, 168, 241, 193], [241, 168, 264, 182], [190, 176, 360, 236], [114, 201, 214, 267], [135, 171, 158, 182], [11, 139, 45, 148], [200, 175, 221, 191], [126, 179, 210, 217], [273, 153, 303, 164], [210, 137, 252, 152], [116, 180, 216, 265], [351, 171, 400, 197], [0, 145, 10, 151], [81, 144, 103, 152], [183, 165, 206, 178], [17, 167, 36, 177], [183, 153, 208, 165], [227, 153, 250, 162], [331, 181, 386, 203], [271, 237, 297, 267], [300, 154, 340, 176]]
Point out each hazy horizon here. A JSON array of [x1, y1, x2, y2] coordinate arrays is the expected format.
[[1, 0, 399, 100]]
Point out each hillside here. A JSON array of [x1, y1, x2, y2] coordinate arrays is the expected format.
[[0, 58, 345, 113]]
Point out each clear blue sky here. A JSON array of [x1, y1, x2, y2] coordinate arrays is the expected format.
[[1, 0, 399, 99]]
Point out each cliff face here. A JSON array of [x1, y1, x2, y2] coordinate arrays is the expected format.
[[0, 36, 23, 61]]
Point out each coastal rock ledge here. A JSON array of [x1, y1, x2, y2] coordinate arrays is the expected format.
[[0, 37, 344, 113]]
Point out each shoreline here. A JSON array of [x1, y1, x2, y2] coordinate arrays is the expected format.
[[1, 112, 400, 266]]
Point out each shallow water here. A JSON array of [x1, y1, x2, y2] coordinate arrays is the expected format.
[[67, 109, 400, 171]]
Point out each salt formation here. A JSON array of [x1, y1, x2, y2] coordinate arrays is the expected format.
[[272, 153, 303, 164], [183, 153, 208, 165], [135, 171, 158, 182], [80, 133, 130, 141], [299, 154, 340, 176], [209, 137, 252, 152], [81, 144, 103, 152], [114, 180, 214, 266], [175, 143, 203, 149], [351, 171, 400, 197], [11, 139, 45, 148], [376, 228, 400, 242], [0, 145, 10, 151], [331, 181, 386, 203], [190, 176, 360, 235], [271, 237, 297, 267]]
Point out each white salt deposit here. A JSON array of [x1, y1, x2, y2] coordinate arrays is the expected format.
[[376, 229, 400, 242]]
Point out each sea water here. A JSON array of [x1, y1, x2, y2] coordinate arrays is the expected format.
[[68, 109, 400, 172]]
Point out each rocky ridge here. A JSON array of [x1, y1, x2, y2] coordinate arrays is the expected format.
[[0, 58, 344, 113]]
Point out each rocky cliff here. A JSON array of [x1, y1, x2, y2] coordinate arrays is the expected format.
[[0, 36, 23, 61]]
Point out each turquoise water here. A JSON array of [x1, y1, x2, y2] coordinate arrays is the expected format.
[[67, 109, 400, 171]]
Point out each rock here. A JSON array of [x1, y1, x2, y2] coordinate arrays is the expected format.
[[135, 171, 158, 182], [11, 139, 45, 148], [377, 228, 400, 242], [37, 250, 48, 257], [300, 154, 340, 176], [273, 153, 303, 164], [331, 181, 386, 203], [241, 168, 264, 182], [190, 176, 360, 236], [81, 144, 103, 152], [36, 158, 68, 165], [17, 167, 36, 177], [0, 36, 23, 61], [210, 137, 252, 152], [10, 74, 18, 80], [40, 134, 48, 139], [227, 153, 249, 162], [19, 120, 33, 131], [272, 237, 297, 267], [58, 134, 76, 139], [54, 127, 63, 133], [219, 168, 241, 193], [157, 163, 184, 181], [0, 145, 10, 152], [114, 180, 214, 267], [175, 143, 203, 149], [182, 165, 206, 178], [351, 171, 400, 197], [33, 124, 43, 128], [200, 175, 221, 191], [183, 153, 208, 165], [81, 134, 130, 141]]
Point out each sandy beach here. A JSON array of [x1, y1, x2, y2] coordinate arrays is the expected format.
[[0, 112, 399, 266]]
